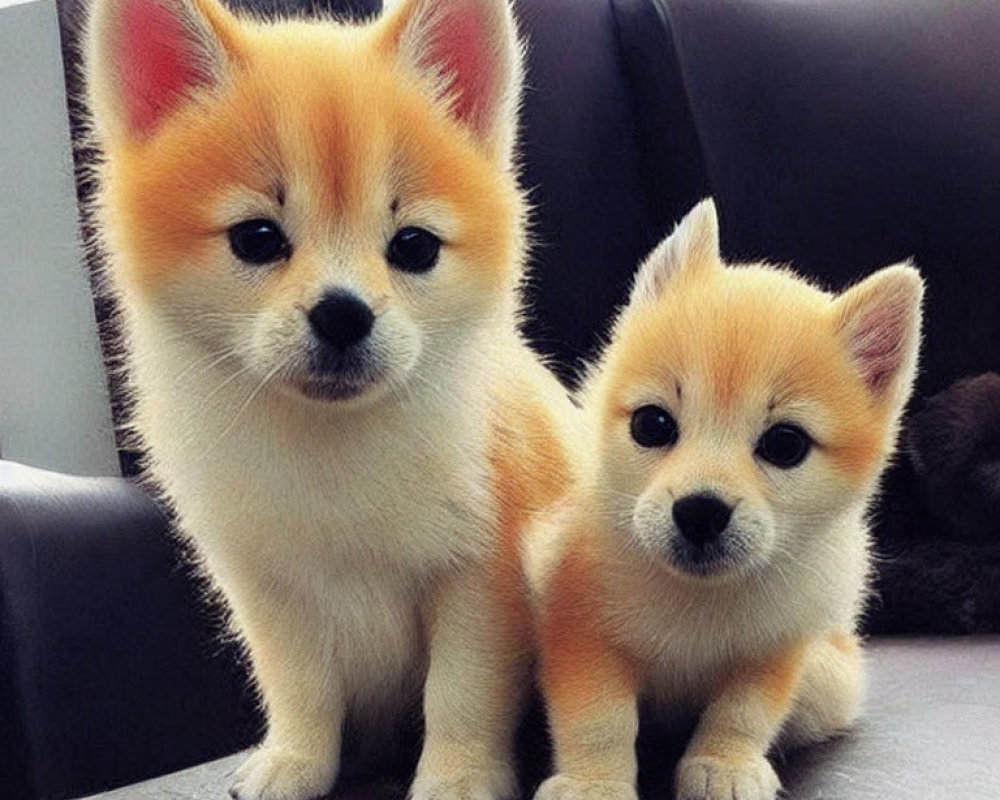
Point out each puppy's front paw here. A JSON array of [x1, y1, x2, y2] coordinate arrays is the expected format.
[[229, 746, 337, 800], [675, 754, 780, 800], [409, 763, 516, 800], [533, 774, 637, 800]]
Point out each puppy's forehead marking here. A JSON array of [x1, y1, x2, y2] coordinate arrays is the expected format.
[[612, 265, 862, 439], [232, 31, 405, 226], [686, 283, 827, 415], [274, 80, 386, 222]]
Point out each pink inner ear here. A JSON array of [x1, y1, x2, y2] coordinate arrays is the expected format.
[[117, 0, 209, 135], [424, 2, 497, 135], [850, 300, 909, 394]]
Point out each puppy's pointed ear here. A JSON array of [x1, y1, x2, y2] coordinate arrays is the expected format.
[[378, 0, 523, 169], [833, 263, 924, 413], [86, 0, 239, 141], [629, 198, 720, 305]]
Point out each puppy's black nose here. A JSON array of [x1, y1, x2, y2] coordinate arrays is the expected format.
[[673, 493, 732, 547], [307, 290, 374, 351]]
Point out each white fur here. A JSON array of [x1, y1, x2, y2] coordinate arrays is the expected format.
[[588, 506, 868, 707], [84, 0, 550, 795], [125, 297, 510, 799], [529, 200, 921, 800]]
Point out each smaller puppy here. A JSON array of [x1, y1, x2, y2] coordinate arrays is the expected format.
[[527, 200, 923, 800]]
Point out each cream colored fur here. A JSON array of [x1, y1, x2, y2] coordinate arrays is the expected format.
[[82, 0, 568, 798], [136, 312, 480, 776], [528, 200, 923, 800]]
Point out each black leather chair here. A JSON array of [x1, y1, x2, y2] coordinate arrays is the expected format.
[[0, 463, 259, 800], [2, 0, 998, 798]]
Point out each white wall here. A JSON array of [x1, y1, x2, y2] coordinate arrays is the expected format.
[[0, 0, 119, 476]]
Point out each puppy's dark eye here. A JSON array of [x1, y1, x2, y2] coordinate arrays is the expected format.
[[387, 226, 441, 274], [756, 424, 812, 468], [228, 218, 291, 265], [630, 405, 679, 449]]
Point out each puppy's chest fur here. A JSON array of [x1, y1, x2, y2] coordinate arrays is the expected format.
[[130, 333, 497, 692], [600, 519, 867, 708], [610, 581, 784, 707], [139, 329, 491, 537]]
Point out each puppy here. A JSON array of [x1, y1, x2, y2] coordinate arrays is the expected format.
[[83, 0, 577, 798], [526, 200, 923, 800]]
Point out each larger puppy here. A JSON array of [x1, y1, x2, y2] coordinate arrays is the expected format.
[[84, 0, 576, 797]]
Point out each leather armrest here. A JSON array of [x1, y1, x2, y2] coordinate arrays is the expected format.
[[0, 461, 257, 800]]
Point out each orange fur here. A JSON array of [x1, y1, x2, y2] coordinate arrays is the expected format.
[[719, 641, 808, 722], [602, 265, 888, 488], [100, 8, 520, 304], [531, 200, 921, 800], [536, 536, 640, 785], [539, 543, 636, 715], [489, 385, 575, 641], [86, 1, 574, 799]]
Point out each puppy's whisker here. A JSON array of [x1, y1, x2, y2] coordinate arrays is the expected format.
[[170, 364, 260, 458], [172, 346, 242, 384], [200, 360, 288, 460]]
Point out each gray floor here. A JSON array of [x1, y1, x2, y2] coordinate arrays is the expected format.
[[81, 637, 1000, 800]]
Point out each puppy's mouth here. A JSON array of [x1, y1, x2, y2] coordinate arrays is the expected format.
[[285, 348, 391, 404], [295, 375, 375, 402], [659, 531, 766, 581], [632, 500, 773, 581], [666, 539, 740, 578]]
